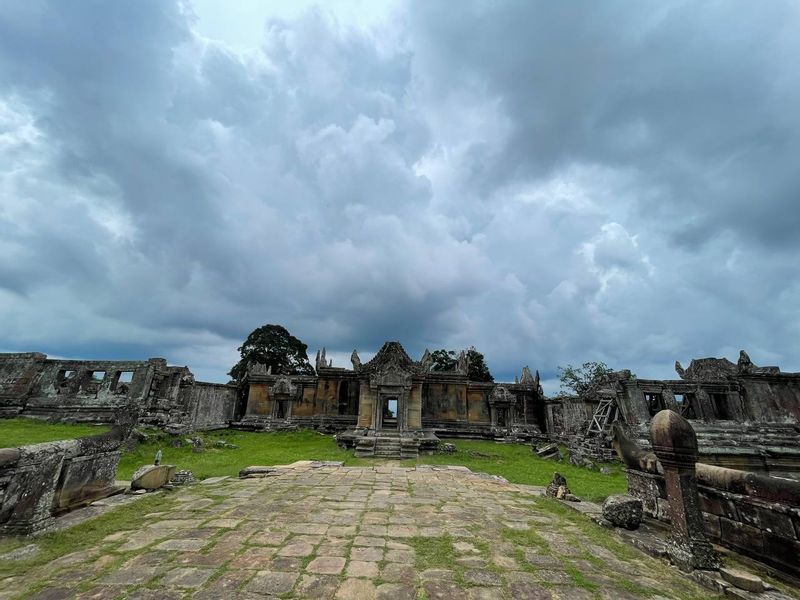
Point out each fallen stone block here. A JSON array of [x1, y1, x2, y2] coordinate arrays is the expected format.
[[719, 567, 765, 593], [602, 494, 643, 530], [130, 465, 176, 491]]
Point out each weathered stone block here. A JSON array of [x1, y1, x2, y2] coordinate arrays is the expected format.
[[719, 568, 765, 593], [719, 517, 764, 552], [697, 491, 738, 520], [602, 495, 643, 530], [702, 513, 721, 539], [131, 465, 177, 491]]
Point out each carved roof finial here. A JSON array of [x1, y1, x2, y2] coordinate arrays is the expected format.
[[351, 349, 361, 371]]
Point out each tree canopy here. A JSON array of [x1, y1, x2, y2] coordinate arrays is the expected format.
[[557, 361, 613, 397], [430, 346, 494, 382], [228, 324, 315, 384]]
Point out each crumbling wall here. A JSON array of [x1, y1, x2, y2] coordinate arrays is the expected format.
[[0, 353, 238, 432], [0, 353, 46, 416], [544, 396, 593, 442]]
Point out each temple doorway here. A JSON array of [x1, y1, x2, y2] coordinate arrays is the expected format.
[[382, 397, 398, 429]]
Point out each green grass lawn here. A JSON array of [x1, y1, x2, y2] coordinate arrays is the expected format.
[[118, 429, 626, 502], [1, 418, 625, 502], [0, 417, 110, 447]]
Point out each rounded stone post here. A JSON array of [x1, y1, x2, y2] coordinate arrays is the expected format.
[[650, 409, 719, 572]]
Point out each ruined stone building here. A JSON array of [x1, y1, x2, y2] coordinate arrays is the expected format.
[[0, 352, 237, 431], [238, 342, 544, 457], [2, 346, 799, 466], [548, 351, 800, 477]]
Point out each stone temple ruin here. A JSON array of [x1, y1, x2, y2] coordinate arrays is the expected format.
[[2, 345, 799, 467], [2, 343, 800, 593], [546, 351, 800, 478]]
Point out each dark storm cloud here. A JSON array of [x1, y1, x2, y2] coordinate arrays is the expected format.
[[0, 1, 798, 388]]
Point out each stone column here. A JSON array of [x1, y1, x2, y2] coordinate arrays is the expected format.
[[650, 409, 719, 572]]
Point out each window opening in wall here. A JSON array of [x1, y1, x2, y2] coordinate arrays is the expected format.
[[90, 371, 106, 382], [711, 392, 731, 420], [644, 392, 665, 416], [57, 369, 76, 385], [675, 394, 698, 419], [117, 371, 134, 383]]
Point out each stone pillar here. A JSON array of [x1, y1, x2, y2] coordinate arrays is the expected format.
[[650, 409, 719, 572]]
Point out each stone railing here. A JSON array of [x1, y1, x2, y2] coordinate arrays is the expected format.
[[0, 423, 129, 535], [624, 411, 800, 576]]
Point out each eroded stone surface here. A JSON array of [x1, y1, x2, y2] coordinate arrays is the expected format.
[[0, 464, 723, 599]]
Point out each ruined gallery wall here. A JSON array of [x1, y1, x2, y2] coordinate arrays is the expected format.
[[544, 396, 593, 440], [422, 382, 468, 422], [0, 353, 238, 431], [0, 353, 46, 416]]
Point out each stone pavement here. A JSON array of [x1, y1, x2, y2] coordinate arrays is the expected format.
[[3, 464, 718, 599]]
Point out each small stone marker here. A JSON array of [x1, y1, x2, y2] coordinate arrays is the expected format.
[[130, 465, 177, 491], [601, 495, 643, 530]]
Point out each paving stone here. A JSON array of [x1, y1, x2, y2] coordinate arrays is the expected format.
[[245, 570, 298, 595], [265, 556, 304, 571], [276, 541, 315, 557], [464, 569, 502, 586], [153, 538, 208, 552], [376, 582, 415, 600], [33, 588, 75, 600], [508, 582, 553, 600], [347, 560, 379, 578], [335, 578, 376, 599], [306, 556, 346, 575], [205, 518, 242, 528], [383, 548, 414, 563], [381, 562, 415, 583], [467, 588, 506, 600], [295, 574, 340, 599], [352, 535, 385, 547], [423, 580, 464, 599], [420, 568, 455, 581], [161, 567, 215, 588], [99, 567, 162, 586], [349, 546, 383, 562], [192, 570, 253, 599], [125, 589, 184, 599], [249, 531, 289, 546]]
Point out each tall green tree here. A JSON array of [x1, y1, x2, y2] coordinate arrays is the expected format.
[[557, 361, 613, 397], [430, 349, 457, 372], [466, 346, 494, 382], [228, 324, 315, 384], [430, 346, 494, 382]]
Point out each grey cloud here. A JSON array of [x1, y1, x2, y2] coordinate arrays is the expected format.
[[0, 1, 798, 387]]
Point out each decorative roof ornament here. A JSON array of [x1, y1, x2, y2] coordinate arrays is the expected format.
[[420, 349, 432, 372], [351, 349, 361, 371], [455, 350, 469, 375], [520, 366, 535, 385]]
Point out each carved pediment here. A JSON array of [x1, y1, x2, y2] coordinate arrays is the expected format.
[[270, 376, 297, 397], [489, 385, 516, 405], [362, 342, 418, 374]]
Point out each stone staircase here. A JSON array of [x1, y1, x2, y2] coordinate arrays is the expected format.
[[354, 435, 420, 459]]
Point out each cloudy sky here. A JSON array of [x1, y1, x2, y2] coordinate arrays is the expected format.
[[1, 1, 799, 392]]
